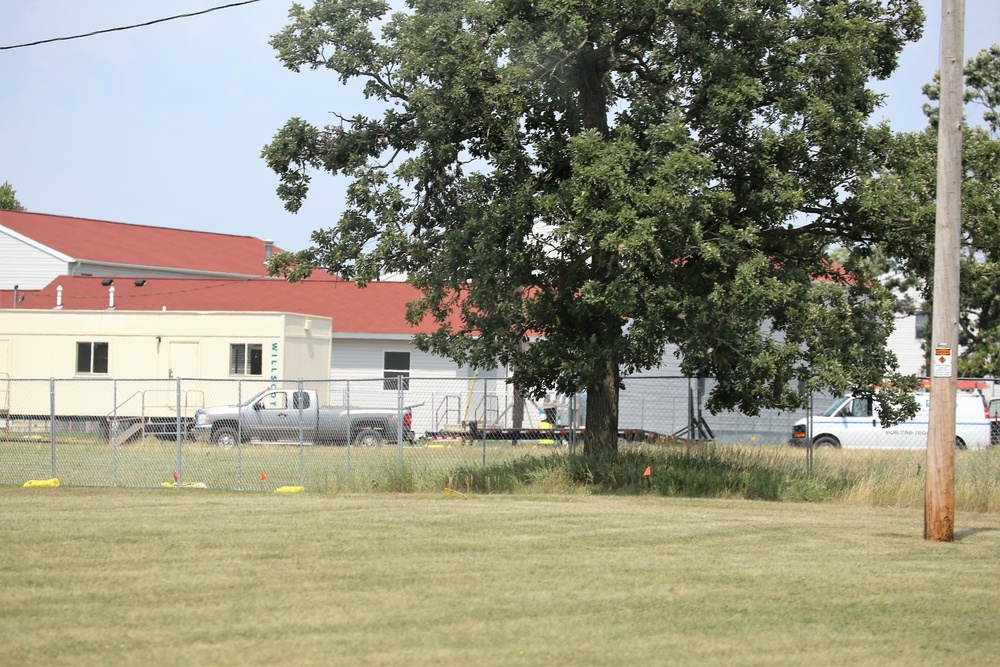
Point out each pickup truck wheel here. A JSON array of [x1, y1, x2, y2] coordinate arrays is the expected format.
[[353, 428, 383, 448], [212, 427, 240, 449], [955, 436, 968, 451], [813, 436, 840, 448]]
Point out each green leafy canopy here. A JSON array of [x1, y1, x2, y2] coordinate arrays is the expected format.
[[0, 181, 25, 212], [865, 45, 1000, 377], [263, 0, 924, 452]]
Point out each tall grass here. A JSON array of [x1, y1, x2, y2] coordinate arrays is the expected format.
[[436, 443, 1000, 512], [7, 434, 1000, 511]]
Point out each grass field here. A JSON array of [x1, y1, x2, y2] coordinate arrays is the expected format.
[[2, 487, 1000, 666]]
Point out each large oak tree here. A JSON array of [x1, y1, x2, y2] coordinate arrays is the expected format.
[[264, 0, 923, 456]]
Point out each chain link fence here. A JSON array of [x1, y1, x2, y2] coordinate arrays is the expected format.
[[1, 375, 997, 490]]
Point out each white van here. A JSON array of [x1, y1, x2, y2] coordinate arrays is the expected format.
[[790, 392, 991, 450]]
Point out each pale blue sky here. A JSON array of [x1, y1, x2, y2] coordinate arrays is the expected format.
[[1, 0, 997, 254]]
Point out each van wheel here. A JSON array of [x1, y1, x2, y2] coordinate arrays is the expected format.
[[353, 428, 384, 448], [955, 436, 968, 451], [813, 436, 840, 448]]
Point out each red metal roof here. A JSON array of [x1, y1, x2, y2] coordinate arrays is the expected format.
[[6, 275, 444, 336], [0, 210, 278, 276]]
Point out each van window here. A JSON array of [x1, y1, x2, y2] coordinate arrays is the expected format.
[[855, 398, 873, 418], [822, 397, 851, 417], [839, 398, 872, 418]]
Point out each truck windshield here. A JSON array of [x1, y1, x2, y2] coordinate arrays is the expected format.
[[821, 397, 851, 417]]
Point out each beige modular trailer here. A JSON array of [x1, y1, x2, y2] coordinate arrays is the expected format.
[[0, 310, 332, 438]]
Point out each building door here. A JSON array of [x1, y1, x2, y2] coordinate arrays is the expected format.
[[163, 342, 203, 418]]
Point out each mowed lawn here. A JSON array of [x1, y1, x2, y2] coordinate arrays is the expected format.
[[2, 488, 999, 666]]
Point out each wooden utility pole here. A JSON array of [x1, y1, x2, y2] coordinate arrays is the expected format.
[[925, 0, 965, 542]]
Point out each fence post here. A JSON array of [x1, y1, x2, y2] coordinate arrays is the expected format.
[[687, 378, 694, 453], [482, 377, 488, 467], [807, 390, 814, 477], [569, 392, 577, 455], [49, 378, 56, 478], [641, 395, 645, 433], [346, 380, 352, 473], [175, 377, 183, 453], [237, 381, 243, 491], [113, 379, 118, 487], [298, 379, 305, 485], [397, 378, 405, 467], [175, 377, 182, 488]]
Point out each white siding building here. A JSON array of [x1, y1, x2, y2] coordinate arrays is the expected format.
[[0, 210, 278, 292]]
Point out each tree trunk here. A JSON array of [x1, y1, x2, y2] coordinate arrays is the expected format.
[[577, 44, 617, 459], [584, 358, 620, 458], [512, 388, 524, 429], [577, 45, 609, 135]]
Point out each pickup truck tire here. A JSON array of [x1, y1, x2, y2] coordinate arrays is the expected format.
[[813, 435, 840, 448], [212, 426, 240, 449], [956, 436, 968, 451], [353, 428, 384, 448]]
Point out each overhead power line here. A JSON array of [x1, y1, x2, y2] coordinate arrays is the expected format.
[[0, 0, 261, 51]]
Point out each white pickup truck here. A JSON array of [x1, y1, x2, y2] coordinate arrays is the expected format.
[[790, 392, 992, 450], [192, 388, 414, 447]]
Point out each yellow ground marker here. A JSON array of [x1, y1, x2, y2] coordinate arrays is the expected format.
[[23, 478, 60, 488]]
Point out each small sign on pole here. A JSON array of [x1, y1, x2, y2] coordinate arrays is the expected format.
[[933, 347, 953, 378]]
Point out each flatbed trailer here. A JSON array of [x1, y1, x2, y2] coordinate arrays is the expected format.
[[422, 423, 666, 445]]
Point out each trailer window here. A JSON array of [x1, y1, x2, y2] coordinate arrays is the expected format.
[[76, 342, 109, 374], [383, 351, 410, 390], [230, 344, 263, 376]]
